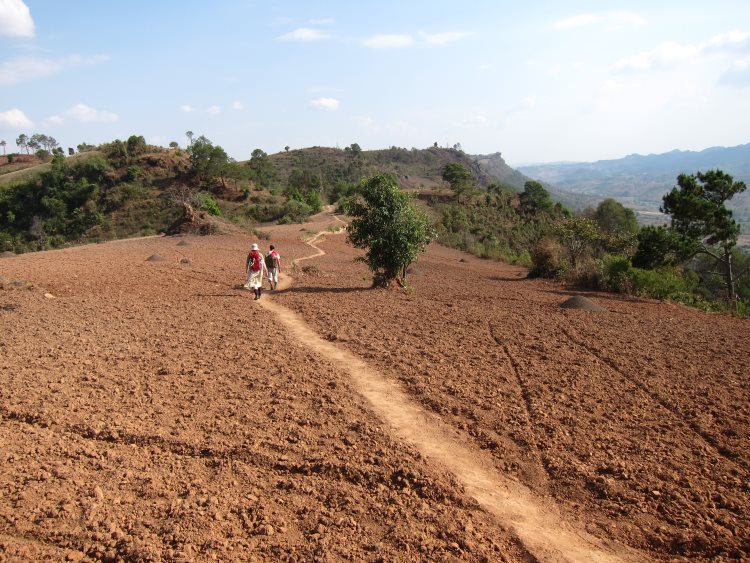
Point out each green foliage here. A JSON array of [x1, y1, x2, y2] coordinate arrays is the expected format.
[[0, 154, 108, 250], [633, 225, 697, 269], [441, 162, 472, 199], [188, 136, 230, 185], [198, 194, 222, 216], [344, 174, 434, 287], [661, 169, 747, 304], [594, 198, 638, 233], [279, 199, 314, 223], [125, 165, 141, 182], [663, 170, 746, 246], [553, 217, 600, 269], [519, 180, 553, 215], [247, 148, 277, 188], [126, 135, 147, 157]]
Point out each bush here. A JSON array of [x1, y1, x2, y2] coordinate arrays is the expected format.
[[629, 267, 696, 300], [599, 255, 633, 293], [198, 194, 221, 216], [530, 237, 568, 278], [125, 165, 141, 182]]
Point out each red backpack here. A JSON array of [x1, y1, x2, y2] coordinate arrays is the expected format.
[[249, 250, 262, 272]]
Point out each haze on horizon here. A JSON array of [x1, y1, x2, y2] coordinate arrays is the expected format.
[[1, 0, 749, 166]]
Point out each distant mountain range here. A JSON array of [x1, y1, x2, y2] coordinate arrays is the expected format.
[[516, 143, 750, 229]]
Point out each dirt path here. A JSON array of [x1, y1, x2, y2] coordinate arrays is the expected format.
[[259, 214, 638, 562]]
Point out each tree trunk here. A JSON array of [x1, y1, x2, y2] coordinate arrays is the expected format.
[[724, 246, 737, 311]]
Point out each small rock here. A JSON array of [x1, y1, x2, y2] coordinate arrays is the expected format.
[[257, 524, 274, 536], [66, 550, 85, 561], [93, 486, 104, 501], [44, 293, 56, 299]]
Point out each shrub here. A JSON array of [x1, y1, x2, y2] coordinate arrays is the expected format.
[[629, 267, 696, 300], [530, 237, 568, 278], [198, 194, 221, 216], [125, 165, 141, 182], [600, 255, 633, 293]]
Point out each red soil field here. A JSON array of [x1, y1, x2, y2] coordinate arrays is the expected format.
[[1, 209, 748, 561]]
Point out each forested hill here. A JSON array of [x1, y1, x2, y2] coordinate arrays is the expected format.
[[265, 145, 498, 191]]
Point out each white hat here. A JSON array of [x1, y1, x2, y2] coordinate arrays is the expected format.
[[250, 243, 259, 250]]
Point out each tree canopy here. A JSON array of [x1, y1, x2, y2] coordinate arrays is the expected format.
[[344, 174, 434, 288], [594, 198, 638, 234], [661, 169, 747, 304], [441, 163, 472, 199], [519, 180, 554, 215]]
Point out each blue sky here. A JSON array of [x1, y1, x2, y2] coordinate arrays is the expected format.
[[1, 0, 749, 165]]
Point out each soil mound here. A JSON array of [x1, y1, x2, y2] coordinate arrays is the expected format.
[[146, 254, 166, 262], [560, 295, 606, 311], [176, 240, 190, 247], [1, 251, 16, 258]]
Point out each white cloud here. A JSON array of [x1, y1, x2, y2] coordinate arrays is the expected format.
[[363, 34, 413, 48], [523, 96, 537, 109], [207, 105, 221, 115], [419, 31, 472, 46], [0, 54, 109, 86], [720, 57, 750, 87], [47, 103, 118, 125], [702, 29, 750, 53], [231, 101, 244, 110], [276, 27, 330, 41], [0, 107, 33, 128], [552, 11, 646, 31], [614, 30, 750, 73], [180, 104, 194, 113], [310, 97, 339, 111], [0, 0, 34, 38]]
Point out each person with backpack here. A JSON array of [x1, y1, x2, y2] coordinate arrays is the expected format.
[[265, 244, 281, 290], [244, 242, 267, 300]]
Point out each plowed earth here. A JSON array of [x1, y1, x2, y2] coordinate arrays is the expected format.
[[1, 209, 748, 561]]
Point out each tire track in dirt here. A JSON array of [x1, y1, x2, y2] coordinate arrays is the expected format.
[[487, 322, 551, 489], [558, 326, 747, 472], [257, 214, 640, 562]]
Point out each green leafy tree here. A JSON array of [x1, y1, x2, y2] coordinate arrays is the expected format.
[[594, 198, 638, 233], [554, 216, 600, 270], [519, 180, 554, 215], [441, 162, 472, 200], [247, 148, 277, 187], [188, 136, 230, 185], [661, 170, 747, 304], [343, 174, 434, 287]]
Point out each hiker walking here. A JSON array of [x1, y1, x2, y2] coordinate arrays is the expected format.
[[265, 244, 281, 290], [245, 243, 267, 300]]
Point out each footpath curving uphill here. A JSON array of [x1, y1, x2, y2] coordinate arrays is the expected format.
[[1, 208, 748, 561]]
